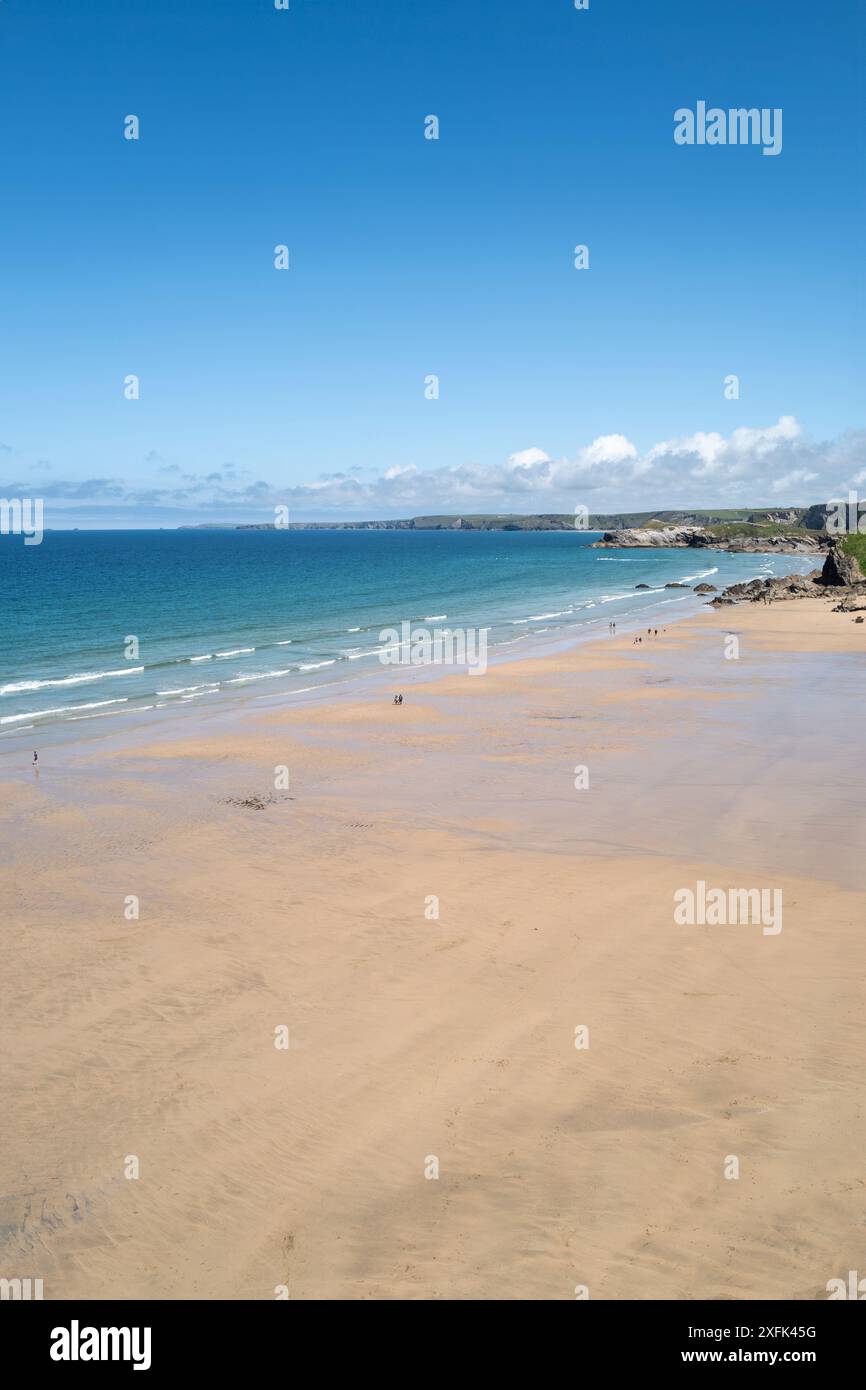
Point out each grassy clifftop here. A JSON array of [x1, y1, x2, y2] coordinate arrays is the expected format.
[[702, 520, 825, 540], [841, 533, 866, 576]]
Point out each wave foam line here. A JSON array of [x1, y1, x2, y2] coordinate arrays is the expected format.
[[1, 698, 129, 725], [1, 666, 144, 696], [156, 684, 219, 696], [224, 668, 295, 685]]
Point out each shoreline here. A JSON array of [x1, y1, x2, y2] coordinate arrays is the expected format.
[[0, 549, 819, 765]]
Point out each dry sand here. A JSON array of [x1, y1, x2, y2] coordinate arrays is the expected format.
[[1, 597, 864, 1300]]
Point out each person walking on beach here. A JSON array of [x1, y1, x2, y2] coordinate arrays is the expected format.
[[32, 750, 38, 766]]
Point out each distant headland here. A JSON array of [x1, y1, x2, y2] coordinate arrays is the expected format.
[[180, 504, 833, 535]]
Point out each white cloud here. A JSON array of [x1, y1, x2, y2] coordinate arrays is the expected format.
[[508, 447, 550, 468], [383, 463, 418, 480], [770, 468, 818, 494], [581, 434, 638, 466]]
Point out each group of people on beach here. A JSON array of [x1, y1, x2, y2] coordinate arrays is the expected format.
[[392, 693, 403, 705], [607, 620, 665, 646]]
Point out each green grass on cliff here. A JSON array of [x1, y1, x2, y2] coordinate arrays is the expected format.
[[841, 533, 866, 576], [703, 521, 824, 540]]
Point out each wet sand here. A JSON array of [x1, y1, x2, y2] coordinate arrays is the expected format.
[[1, 597, 864, 1299]]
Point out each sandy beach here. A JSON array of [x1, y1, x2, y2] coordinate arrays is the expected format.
[[2, 596, 864, 1301]]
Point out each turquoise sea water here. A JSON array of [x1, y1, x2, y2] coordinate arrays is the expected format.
[[1, 529, 816, 749]]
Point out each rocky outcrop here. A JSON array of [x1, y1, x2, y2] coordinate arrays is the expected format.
[[753, 509, 801, 525], [721, 534, 826, 554], [593, 527, 707, 548], [707, 566, 866, 617], [593, 527, 828, 554], [821, 542, 863, 587], [694, 583, 717, 593], [709, 572, 821, 606], [664, 582, 690, 589]]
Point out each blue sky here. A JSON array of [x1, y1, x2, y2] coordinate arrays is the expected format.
[[1, 0, 863, 524]]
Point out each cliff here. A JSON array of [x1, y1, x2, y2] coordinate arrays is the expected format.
[[592, 527, 828, 555]]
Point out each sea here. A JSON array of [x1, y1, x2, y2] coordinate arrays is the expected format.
[[0, 528, 817, 751]]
